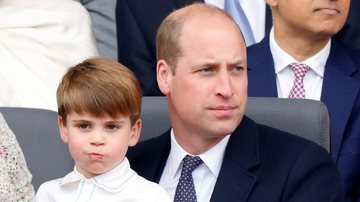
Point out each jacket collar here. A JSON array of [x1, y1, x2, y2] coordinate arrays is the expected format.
[[210, 116, 260, 201]]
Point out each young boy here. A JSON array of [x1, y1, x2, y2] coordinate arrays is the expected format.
[[34, 58, 171, 201]]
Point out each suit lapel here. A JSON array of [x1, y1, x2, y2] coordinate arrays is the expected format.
[[210, 117, 260, 202], [321, 41, 360, 160], [247, 37, 278, 97], [136, 131, 171, 183]]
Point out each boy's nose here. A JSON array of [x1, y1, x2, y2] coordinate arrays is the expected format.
[[90, 131, 105, 146]]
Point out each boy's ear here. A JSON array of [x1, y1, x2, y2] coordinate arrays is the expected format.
[[129, 119, 142, 147], [157, 59, 172, 95], [58, 116, 69, 143]]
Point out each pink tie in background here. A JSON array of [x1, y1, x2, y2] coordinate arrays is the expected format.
[[288, 63, 310, 99]]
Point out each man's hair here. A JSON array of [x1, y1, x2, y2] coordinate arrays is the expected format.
[[57, 57, 142, 126], [156, 3, 239, 73]]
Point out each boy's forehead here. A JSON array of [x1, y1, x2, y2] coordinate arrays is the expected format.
[[66, 110, 129, 121]]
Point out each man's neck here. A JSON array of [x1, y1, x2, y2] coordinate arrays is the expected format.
[[273, 28, 331, 62], [173, 129, 226, 155]]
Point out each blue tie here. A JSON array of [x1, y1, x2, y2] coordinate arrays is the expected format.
[[174, 155, 203, 202], [224, 0, 255, 46]]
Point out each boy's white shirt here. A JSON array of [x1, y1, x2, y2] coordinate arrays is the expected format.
[[34, 157, 171, 202]]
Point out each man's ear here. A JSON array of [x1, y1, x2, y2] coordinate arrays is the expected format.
[[129, 119, 142, 147], [58, 116, 69, 143], [157, 59, 172, 95], [266, 0, 277, 7]]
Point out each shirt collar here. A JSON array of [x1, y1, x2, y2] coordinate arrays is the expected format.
[[269, 28, 329, 77], [60, 157, 136, 193], [168, 128, 230, 180]]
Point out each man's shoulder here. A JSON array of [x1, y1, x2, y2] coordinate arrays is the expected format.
[[237, 117, 331, 161], [127, 131, 170, 164]]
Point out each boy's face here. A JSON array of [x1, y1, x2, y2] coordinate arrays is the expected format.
[[58, 111, 141, 178]]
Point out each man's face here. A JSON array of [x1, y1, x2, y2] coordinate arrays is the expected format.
[[273, 0, 350, 38], [158, 15, 247, 147]]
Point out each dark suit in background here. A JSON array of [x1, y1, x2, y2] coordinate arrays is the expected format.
[[335, 0, 360, 50], [247, 38, 360, 202], [128, 116, 343, 202], [116, 0, 188, 96]]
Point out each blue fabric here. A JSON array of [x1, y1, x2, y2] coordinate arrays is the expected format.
[[224, 0, 255, 46], [247, 37, 360, 201]]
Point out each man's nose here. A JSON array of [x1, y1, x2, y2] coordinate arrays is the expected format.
[[215, 72, 234, 98]]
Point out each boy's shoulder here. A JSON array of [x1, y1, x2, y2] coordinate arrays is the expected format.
[[34, 177, 65, 201]]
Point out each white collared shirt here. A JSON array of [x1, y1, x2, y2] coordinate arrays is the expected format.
[[205, 0, 266, 43], [34, 158, 171, 202], [269, 28, 329, 100], [159, 129, 230, 202]]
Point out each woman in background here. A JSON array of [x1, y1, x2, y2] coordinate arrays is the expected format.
[[0, 113, 35, 201]]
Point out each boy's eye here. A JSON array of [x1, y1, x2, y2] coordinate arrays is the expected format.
[[78, 124, 90, 129], [106, 124, 120, 130]]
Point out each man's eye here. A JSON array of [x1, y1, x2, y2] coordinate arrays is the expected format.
[[199, 67, 214, 73], [203, 67, 213, 72], [233, 66, 244, 72]]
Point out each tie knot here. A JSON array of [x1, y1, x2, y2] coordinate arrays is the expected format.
[[289, 63, 310, 78], [182, 155, 203, 174]]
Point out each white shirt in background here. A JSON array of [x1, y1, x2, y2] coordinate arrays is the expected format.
[[269, 28, 329, 100], [0, 0, 99, 111]]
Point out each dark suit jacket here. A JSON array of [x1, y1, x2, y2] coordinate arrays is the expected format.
[[334, 0, 360, 50], [127, 116, 343, 202], [247, 38, 360, 202], [116, 0, 192, 96]]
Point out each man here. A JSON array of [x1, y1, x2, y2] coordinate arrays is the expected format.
[[116, 0, 271, 96], [127, 3, 343, 202], [247, 0, 360, 201], [116, 0, 359, 96]]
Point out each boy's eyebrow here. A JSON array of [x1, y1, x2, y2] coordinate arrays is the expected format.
[[71, 119, 91, 123], [105, 119, 126, 124]]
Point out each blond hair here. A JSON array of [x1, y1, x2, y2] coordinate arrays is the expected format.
[[57, 58, 142, 125]]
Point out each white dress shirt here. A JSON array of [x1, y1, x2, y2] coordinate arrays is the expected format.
[[159, 129, 230, 202], [205, 0, 266, 43], [269, 28, 330, 100], [34, 158, 171, 202]]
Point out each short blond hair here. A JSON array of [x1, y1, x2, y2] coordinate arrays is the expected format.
[[57, 58, 142, 125]]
